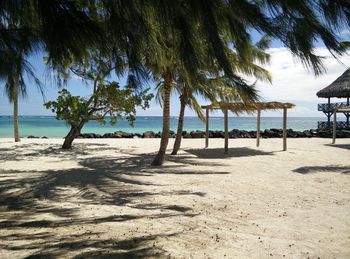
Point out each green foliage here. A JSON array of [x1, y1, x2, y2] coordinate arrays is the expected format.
[[1, 0, 349, 81], [45, 83, 153, 128], [44, 89, 89, 128]]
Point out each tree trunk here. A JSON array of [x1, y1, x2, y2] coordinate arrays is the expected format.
[[152, 70, 172, 166], [13, 79, 20, 142], [171, 96, 186, 155], [62, 125, 82, 149]]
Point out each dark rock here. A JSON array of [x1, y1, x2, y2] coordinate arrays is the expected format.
[[302, 130, 312, 138], [337, 130, 350, 138], [242, 131, 252, 138], [190, 130, 205, 138], [27, 135, 39, 139], [229, 129, 240, 138], [183, 133, 192, 138], [114, 131, 133, 138], [169, 130, 176, 138], [211, 130, 224, 138], [41, 136, 48, 139], [317, 129, 332, 138], [67, 128, 350, 139], [271, 129, 282, 137], [287, 129, 298, 138], [142, 131, 155, 138], [270, 128, 282, 133], [310, 129, 318, 137], [262, 129, 281, 138], [249, 131, 257, 138], [113, 133, 123, 138], [102, 133, 114, 138]]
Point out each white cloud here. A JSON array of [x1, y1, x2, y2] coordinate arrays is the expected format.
[[240, 47, 350, 117], [256, 47, 349, 102]]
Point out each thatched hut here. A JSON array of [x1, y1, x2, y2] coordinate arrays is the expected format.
[[316, 68, 350, 129]]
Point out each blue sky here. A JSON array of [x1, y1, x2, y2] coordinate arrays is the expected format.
[[0, 30, 349, 117]]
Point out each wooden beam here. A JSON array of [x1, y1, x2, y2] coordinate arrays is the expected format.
[[332, 110, 337, 144], [224, 108, 228, 154], [256, 109, 261, 147], [205, 107, 209, 148], [283, 108, 287, 151]]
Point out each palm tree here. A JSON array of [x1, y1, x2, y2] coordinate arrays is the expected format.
[[151, 33, 272, 163], [0, 25, 42, 142], [0, 49, 42, 142], [150, 67, 175, 166], [0, 52, 42, 142], [170, 39, 272, 155], [0, 1, 98, 141]]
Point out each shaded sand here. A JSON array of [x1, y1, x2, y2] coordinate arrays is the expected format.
[[0, 138, 349, 258]]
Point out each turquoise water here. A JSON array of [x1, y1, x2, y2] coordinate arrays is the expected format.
[[0, 116, 323, 138]]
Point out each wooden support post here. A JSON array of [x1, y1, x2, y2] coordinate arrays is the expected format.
[[327, 97, 331, 129], [224, 108, 228, 154], [256, 109, 261, 147], [332, 110, 337, 144], [205, 107, 209, 148], [347, 97, 349, 129], [283, 108, 287, 151]]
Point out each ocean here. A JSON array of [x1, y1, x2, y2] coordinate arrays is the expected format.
[[0, 116, 324, 138]]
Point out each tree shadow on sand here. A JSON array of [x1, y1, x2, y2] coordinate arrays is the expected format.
[[185, 147, 274, 159], [324, 143, 350, 151], [4, 231, 177, 258], [0, 143, 233, 258], [0, 143, 118, 162], [293, 165, 350, 174]]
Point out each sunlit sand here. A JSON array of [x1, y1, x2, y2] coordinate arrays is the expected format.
[[0, 138, 349, 258]]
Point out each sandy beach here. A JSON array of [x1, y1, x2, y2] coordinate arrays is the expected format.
[[0, 138, 349, 258]]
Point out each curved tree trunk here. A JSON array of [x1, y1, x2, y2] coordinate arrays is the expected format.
[[13, 79, 20, 142], [62, 125, 83, 149], [171, 96, 186, 155], [152, 70, 172, 166]]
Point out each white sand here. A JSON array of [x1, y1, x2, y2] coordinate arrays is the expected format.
[[0, 137, 349, 258]]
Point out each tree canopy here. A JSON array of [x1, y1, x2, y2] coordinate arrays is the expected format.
[[1, 1, 349, 80]]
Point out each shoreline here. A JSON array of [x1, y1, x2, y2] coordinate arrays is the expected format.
[[8, 128, 350, 139]]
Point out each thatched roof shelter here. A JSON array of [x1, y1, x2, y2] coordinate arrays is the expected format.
[[317, 68, 350, 98]]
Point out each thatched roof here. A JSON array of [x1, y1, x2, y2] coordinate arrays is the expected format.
[[317, 68, 350, 98], [201, 101, 295, 114]]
